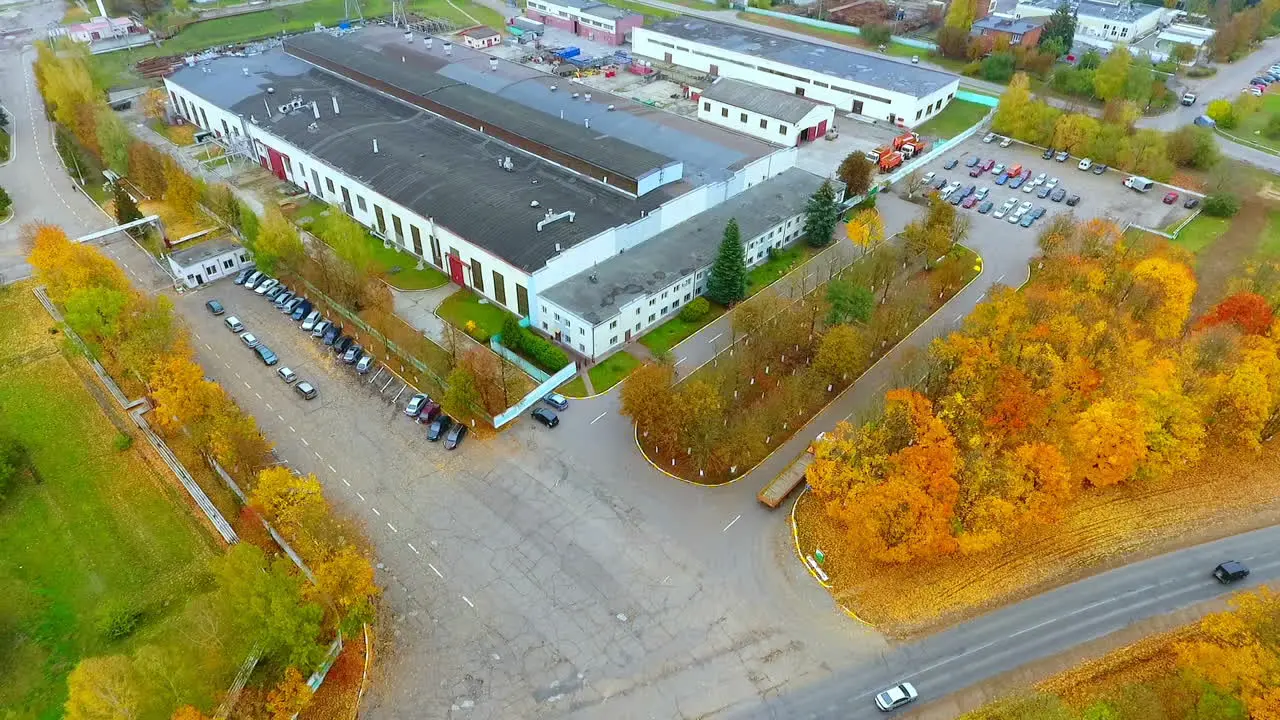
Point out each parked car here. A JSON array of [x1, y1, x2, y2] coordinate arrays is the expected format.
[[1055, 150, 1070, 162], [531, 407, 559, 428], [980, 159, 995, 172], [1184, 197, 1201, 209], [975, 187, 990, 200], [266, 285, 288, 301], [1245, 86, 1263, 96], [312, 320, 330, 339], [1008, 209, 1025, 224], [1213, 561, 1250, 584], [931, 175, 947, 190], [254, 278, 278, 296], [1091, 163, 1108, 175], [978, 200, 994, 214], [1066, 194, 1081, 206], [418, 401, 442, 424], [427, 414, 453, 441], [922, 171, 936, 185], [983, 132, 997, 143], [295, 381, 318, 400], [355, 354, 375, 374], [244, 271, 264, 289], [1018, 200, 1033, 213], [991, 163, 1006, 176], [993, 199, 1017, 219], [254, 345, 278, 366], [291, 300, 313, 321], [875, 682, 919, 711], [969, 165, 983, 178], [995, 172, 1010, 185], [332, 335, 353, 354], [273, 290, 294, 308], [1163, 191, 1179, 204], [322, 325, 342, 346], [949, 190, 965, 205], [444, 423, 468, 450], [545, 393, 569, 410], [999, 136, 1013, 147], [1250, 76, 1271, 86], [342, 344, 363, 365], [1046, 177, 1059, 189], [1077, 158, 1093, 171], [1033, 172, 1047, 185], [301, 311, 321, 331], [943, 158, 959, 170], [1031, 207, 1046, 220], [205, 299, 225, 316], [241, 332, 259, 349], [1042, 147, 1055, 160], [278, 366, 298, 384], [1050, 187, 1066, 202], [1022, 181, 1037, 194], [234, 268, 255, 285], [962, 195, 979, 208], [224, 316, 245, 333], [404, 393, 430, 417], [1008, 164, 1024, 177], [965, 156, 980, 168], [1037, 186, 1052, 199], [281, 297, 303, 315], [1010, 174, 1026, 189]]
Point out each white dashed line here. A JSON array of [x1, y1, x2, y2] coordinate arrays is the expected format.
[[461, 596, 475, 608], [387, 522, 397, 532], [408, 542, 420, 554], [591, 412, 607, 424], [224, 362, 231, 368], [301, 438, 310, 447], [289, 426, 296, 433], [234, 372, 241, 379], [204, 343, 213, 351], [244, 382, 252, 389], [707, 332, 723, 344], [328, 464, 336, 473], [996, 274, 1006, 284], [314, 452, 322, 461], [194, 333, 201, 340], [356, 492, 366, 501], [255, 393, 262, 399], [278, 415, 285, 422], [675, 357, 686, 365], [428, 563, 443, 578], [342, 478, 351, 487], [722, 514, 741, 532], [371, 507, 381, 516]]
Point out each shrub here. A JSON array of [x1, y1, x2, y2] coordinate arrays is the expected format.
[[97, 600, 142, 640], [1153, 60, 1178, 74], [502, 322, 570, 372], [1265, 114, 1280, 140], [960, 61, 982, 77], [860, 23, 891, 46], [112, 433, 133, 452], [679, 297, 711, 323], [1186, 65, 1216, 78], [980, 53, 1016, 83], [1203, 193, 1241, 218]]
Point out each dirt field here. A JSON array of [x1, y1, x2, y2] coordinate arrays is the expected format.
[[795, 441, 1280, 637]]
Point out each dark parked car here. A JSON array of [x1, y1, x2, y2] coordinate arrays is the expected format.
[[1091, 163, 1108, 175], [265, 285, 286, 301], [1066, 194, 1081, 206], [254, 345, 279, 366], [322, 324, 342, 345], [332, 335, 354, 354], [295, 381, 318, 400], [1214, 561, 1250, 583], [531, 407, 559, 428], [234, 268, 255, 285], [1037, 186, 1052, 199], [943, 158, 958, 170], [1050, 187, 1067, 202], [1031, 206, 1046, 220], [544, 393, 569, 411], [1019, 213, 1036, 228], [206, 299, 225, 316], [342, 344, 363, 364], [291, 300, 313, 321], [969, 165, 983, 178], [949, 191, 965, 206], [273, 290, 294, 308], [405, 393, 430, 417], [427, 415, 453, 441], [312, 320, 331, 339], [978, 200, 994, 214], [444, 423, 468, 450], [965, 156, 980, 167], [1042, 147, 1055, 160], [1184, 197, 1201, 209], [418, 401, 442, 424], [1010, 175, 1026, 189], [931, 176, 947, 190], [281, 297, 303, 315], [962, 195, 979, 209]]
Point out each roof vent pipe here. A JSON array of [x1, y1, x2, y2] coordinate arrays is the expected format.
[[331, 96, 340, 115], [549, 84, 557, 91], [443, 41, 452, 55], [607, 104, 615, 111], [311, 100, 319, 119], [584, 117, 589, 129], [585, 92, 591, 101], [555, 242, 561, 251], [373, 138, 379, 154], [489, 57, 498, 71]]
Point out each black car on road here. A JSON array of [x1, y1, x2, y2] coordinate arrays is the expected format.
[[531, 408, 559, 428], [206, 299, 225, 316], [444, 423, 468, 450], [427, 415, 453, 442], [332, 336, 354, 355], [322, 324, 342, 345], [1214, 561, 1250, 583], [342, 344, 363, 364]]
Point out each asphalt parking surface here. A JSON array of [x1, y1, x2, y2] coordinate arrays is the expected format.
[[915, 133, 1200, 234]]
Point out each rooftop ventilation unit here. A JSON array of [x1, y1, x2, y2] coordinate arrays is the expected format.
[[425, 36, 433, 48], [537, 208, 575, 232], [443, 41, 452, 56], [499, 156, 514, 171], [242, 66, 249, 76], [331, 96, 340, 115]]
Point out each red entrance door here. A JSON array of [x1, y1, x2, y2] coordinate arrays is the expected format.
[[447, 255, 465, 286], [266, 148, 288, 181]]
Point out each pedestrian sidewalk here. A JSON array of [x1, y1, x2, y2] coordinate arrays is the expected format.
[[390, 283, 457, 345]]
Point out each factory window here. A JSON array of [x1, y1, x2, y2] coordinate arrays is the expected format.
[[357, 196, 367, 211], [609, 320, 617, 329], [684, 293, 691, 302], [759, 118, 768, 129], [326, 177, 335, 194], [634, 322, 640, 331], [648, 314, 655, 323], [311, 170, 322, 195], [779, 124, 787, 135], [554, 313, 561, 321], [795, 87, 805, 97], [411, 225, 423, 256], [579, 327, 585, 336], [517, 285, 529, 316], [492, 271, 506, 305], [374, 206, 386, 234], [703, 101, 710, 111], [392, 215, 404, 243], [223, 259, 235, 269], [199, 107, 210, 129], [471, 259, 484, 292], [649, 298, 655, 306], [578, 344, 585, 352], [610, 336, 617, 345], [721, 107, 728, 118], [915, 109, 922, 121], [1121, 27, 1128, 37], [740, 112, 748, 123]]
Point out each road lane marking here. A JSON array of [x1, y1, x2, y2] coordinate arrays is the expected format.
[[278, 415, 285, 422], [301, 438, 310, 446], [675, 357, 686, 365], [707, 332, 723, 344], [428, 563, 444, 579], [204, 343, 212, 351], [342, 478, 351, 487], [996, 274, 1005, 284], [461, 596, 475, 608], [591, 412, 607, 424], [244, 382, 251, 389], [722, 514, 741, 532], [235, 372, 241, 379], [371, 507, 381, 516], [265, 403, 272, 410], [314, 451, 322, 460], [255, 393, 262, 399], [387, 522, 397, 532], [289, 426, 296, 433], [408, 543, 420, 554], [356, 492, 366, 501], [328, 464, 337, 473]]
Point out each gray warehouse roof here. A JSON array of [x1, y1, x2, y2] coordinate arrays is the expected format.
[[699, 77, 827, 123], [1022, 0, 1161, 22], [543, 168, 829, 324], [168, 236, 242, 267], [644, 17, 957, 99]]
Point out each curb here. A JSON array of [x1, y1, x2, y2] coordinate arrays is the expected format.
[[634, 244, 985, 488], [0, 102, 15, 168], [789, 486, 875, 627]]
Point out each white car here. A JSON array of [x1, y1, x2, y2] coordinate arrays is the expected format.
[[922, 171, 936, 185], [1245, 86, 1264, 96], [241, 332, 259, 349], [277, 366, 298, 384], [1019, 200, 1033, 212], [983, 132, 997, 143], [1022, 181, 1036, 193], [999, 136, 1013, 147], [993, 199, 1016, 219], [875, 682, 919, 711], [1046, 177, 1059, 189], [940, 182, 961, 199], [1077, 158, 1093, 171], [1033, 172, 1047, 185], [254, 278, 278, 296], [991, 162, 1006, 175], [1008, 209, 1025, 223], [975, 186, 989, 200]]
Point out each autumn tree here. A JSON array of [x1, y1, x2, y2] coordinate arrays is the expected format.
[[1093, 45, 1132, 102], [443, 365, 483, 419], [250, 467, 329, 540], [845, 208, 885, 255], [26, 224, 129, 302], [265, 668, 313, 720], [1127, 256, 1196, 340], [943, 0, 978, 29], [826, 278, 874, 325], [171, 706, 213, 720], [214, 543, 326, 669], [311, 545, 379, 632], [128, 141, 167, 198], [149, 353, 220, 435], [163, 159, 200, 224], [64, 285, 130, 350], [993, 74, 1035, 139], [140, 87, 168, 121], [813, 324, 866, 386], [620, 360, 679, 449], [252, 209, 305, 275], [836, 152, 873, 196], [66, 656, 141, 720], [1069, 399, 1148, 487], [1198, 292, 1274, 335]]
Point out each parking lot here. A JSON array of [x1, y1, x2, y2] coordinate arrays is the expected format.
[[904, 132, 1201, 234], [174, 275, 860, 720]]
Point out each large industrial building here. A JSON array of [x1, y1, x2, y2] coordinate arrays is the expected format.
[[164, 24, 829, 360], [633, 17, 959, 126], [1014, 0, 1166, 45]]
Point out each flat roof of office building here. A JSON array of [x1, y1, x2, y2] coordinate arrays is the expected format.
[[643, 17, 958, 99], [168, 236, 242, 267], [168, 50, 670, 273], [543, 168, 829, 324]]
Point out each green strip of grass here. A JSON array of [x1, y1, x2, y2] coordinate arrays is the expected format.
[[746, 244, 819, 297], [1260, 210, 1280, 259], [639, 303, 726, 356], [915, 99, 989, 139], [557, 375, 590, 398], [587, 350, 641, 392], [436, 288, 513, 340], [1171, 214, 1231, 255]]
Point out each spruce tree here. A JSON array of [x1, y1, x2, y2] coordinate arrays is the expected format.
[[113, 183, 143, 238], [705, 218, 747, 306], [803, 181, 841, 248]]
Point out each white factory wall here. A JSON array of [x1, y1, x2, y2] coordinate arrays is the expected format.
[[696, 97, 835, 146], [1014, 2, 1163, 43], [164, 80, 250, 142], [169, 245, 253, 289], [632, 27, 959, 123]]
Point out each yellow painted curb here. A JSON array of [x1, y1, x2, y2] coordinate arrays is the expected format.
[[789, 486, 876, 628]]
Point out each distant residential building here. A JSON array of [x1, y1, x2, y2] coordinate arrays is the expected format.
[[1014, 0, 1167, 44], [970, 16, 1044, 48], [1153, 23, 1214, 59], [524, 0, 644, 46], [458, 25, 502, 49]]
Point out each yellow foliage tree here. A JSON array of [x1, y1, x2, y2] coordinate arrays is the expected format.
[[149, 353, 220, 436], [65, 656, 141, 720], [311, 545, 380, 622], [265, 668, 313, 720], [171, 706, 213, 720], [250, 467, 328, 535], [1129, 256, 1196, 340], [163, 159, 201, 224], [845, 209, 885, 255], [26, 224, 130, 303]]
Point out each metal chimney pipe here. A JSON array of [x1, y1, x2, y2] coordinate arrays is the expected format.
[[331, 96, 340, 115], [373, 139, 379, 154]]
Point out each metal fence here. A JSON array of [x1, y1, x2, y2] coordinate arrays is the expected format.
[[493, 362, 577, 427]]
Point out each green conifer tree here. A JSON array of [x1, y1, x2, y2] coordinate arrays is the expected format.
[[705, 218, 747, 306]]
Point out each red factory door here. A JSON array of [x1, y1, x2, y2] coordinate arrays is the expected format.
[[266, 148, 288, 181], [448, 254, 465, 286]]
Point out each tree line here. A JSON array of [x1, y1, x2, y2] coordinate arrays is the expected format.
[[27, 224, 379, 720], [807, 217, 1280, 564]]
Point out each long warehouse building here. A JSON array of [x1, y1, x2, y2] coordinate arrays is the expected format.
[[164, 25, 831, 361], [633, 17, 960, 126]]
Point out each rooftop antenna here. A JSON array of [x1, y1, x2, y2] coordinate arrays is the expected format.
[[390, 0, 409, 28], [344, 0, 364, 23]]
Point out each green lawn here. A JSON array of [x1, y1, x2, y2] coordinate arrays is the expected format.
[[639, 302, 726, 355], [1230, 92, 1280, 153], [598, 0, 679, 19], [436, 288, 513, 340], [880, 42, 970, 74], [557, 375, 590, 398], [746, 244, 819, 296], [0, 286, 221, 720], [1171, 214, 1231, 255], [916, 99, 989, 139], [0, 129, 10, 163], [587, 350, 641, 392], [1260, 210, 1280, 259], [307, 210, 451, 290]]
